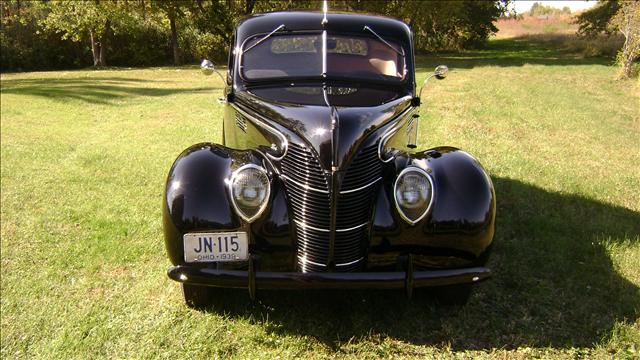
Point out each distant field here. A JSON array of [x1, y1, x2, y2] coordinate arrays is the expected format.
[[495, 13, 624, 58], [495, 14, 578, 38], [1, 35, 639, 358]]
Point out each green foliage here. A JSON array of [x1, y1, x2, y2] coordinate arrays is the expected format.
[[40, 1, 119, 42], [2, 0, 508, 71], [611, 1, 640, 79], [575, 0, 620, 37], [574, 0, 639, 79], [108, 21, 170, 67], [0, 1, 92, 71], [390, 1, 504, 51]]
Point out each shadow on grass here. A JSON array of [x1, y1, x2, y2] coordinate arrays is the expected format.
[[417, 35, 617, 70], [0, 77, 218, 105], [202, 177, 639, 350]]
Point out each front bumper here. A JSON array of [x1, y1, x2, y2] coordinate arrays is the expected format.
[[168, 259, 491, 298]]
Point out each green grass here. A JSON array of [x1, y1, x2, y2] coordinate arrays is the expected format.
[[1, 38, 639, 359]]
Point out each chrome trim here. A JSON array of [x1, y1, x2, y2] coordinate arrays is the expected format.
[[406, 115, 416, 134], [418, 73, 438, 100], [393, 166, 435, 225], [321, 0, 328, 26], [335, 257, 364, 267], [299, 257, 327, 268], [339, 177, 381, 194], [322, 30, 327, 76], [227, 164, 271, 223], [243, 24, 285, 53], [378, 106, 416, 163], [322, 85, 331, 107], [295, 220, 368, 233], [281, 175, 329, 194], [335, 222, 368, 232], [232, 103, 289, 161], [235, 113, 247, 133], [295, 220, 330, 233], [363, 25, 404, 56]]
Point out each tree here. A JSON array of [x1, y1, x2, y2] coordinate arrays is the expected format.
[[40, 0, 134, 67], [152, 0, 188, 66], [611, 1, 640, 79], [575, 0, 620, 36], [3, 0, 511, 70], [576, 0, 639, 79], [392, 0, 506, 51]]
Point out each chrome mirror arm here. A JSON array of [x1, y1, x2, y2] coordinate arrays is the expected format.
[[416, 65, 449, 106], [418, 73, 437, 101], [200, 59, 226, 85]]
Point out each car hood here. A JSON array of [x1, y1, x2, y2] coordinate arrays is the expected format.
[[234, 87, 413, 170]]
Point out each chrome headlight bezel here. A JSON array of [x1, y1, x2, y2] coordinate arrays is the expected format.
[[228, 164, 271, 223], [393, 166, 435, 225]]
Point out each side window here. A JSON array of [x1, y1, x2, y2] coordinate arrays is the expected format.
[[227, 35, 235, 84]]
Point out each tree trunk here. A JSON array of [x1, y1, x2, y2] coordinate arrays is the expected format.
[[617, 24, 638, 79], [169, 12, 180, 65], [245, 0, 256, 15], [614, 2, 640, 79], [89, 29, 100, 66], [98, 19, 111, 67], [619, 39, 638, 79]]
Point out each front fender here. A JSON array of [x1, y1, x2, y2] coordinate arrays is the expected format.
[[371, 147, 495, 268], [413, 147, 496, 257], [162, 143, 262, 265]]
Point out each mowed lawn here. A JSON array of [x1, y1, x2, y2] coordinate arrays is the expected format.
[[1, 38, 639, 359]]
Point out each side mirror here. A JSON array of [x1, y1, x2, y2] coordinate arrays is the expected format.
[[200, 59, 215, 76], [416, 64, 449, 104], [200, 59, 227, 85], [434, 65, 448, 79]]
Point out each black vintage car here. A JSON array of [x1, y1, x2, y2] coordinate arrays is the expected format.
[[163, 11, 496, 308]]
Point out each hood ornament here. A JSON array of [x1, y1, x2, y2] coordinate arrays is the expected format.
[[322, 0, 328, 26]]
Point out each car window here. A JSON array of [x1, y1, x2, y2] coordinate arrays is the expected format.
[[270, 36, 368, 56], [241, 33, 405, 82]]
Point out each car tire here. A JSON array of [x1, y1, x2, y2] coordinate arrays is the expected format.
[[432, 284, 473, 305], [182, 284, 213, 309]]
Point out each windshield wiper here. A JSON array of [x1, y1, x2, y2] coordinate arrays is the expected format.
[[363, 25, 404, 56], [244, 24, 286, 53]]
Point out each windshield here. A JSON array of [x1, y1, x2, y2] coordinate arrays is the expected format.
[[241, 33, 406, 82]]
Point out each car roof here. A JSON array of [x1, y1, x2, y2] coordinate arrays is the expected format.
[[236, 11, 412, 46]]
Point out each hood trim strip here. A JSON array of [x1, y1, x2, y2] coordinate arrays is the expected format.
[[232, 103, 289, 161], [378, 106, 417, 163]]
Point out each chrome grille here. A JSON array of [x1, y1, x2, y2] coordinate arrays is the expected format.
[[281, 144, 330, 272], [281, 142, 382, 273], [335, 144, 381, 271]]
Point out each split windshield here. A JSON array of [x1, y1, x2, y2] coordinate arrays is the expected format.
[[241, 32, 406, 82]]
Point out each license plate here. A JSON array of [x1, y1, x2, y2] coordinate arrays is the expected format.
[[183, 232, 248, 263]]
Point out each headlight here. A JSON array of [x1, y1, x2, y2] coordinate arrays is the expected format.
[[394, 167, 434, 224], [229, 164, 270, 222]]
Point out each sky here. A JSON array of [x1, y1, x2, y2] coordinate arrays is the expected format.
[[512, 0, 598, 14]]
